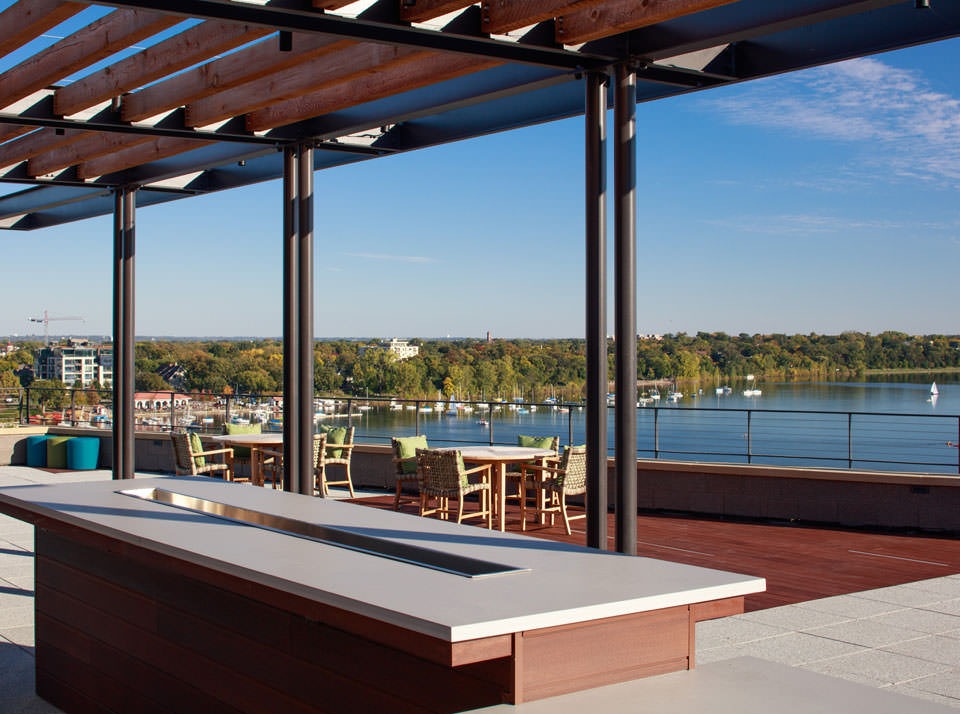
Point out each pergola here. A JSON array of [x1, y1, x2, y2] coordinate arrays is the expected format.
[[1, 0, 958, 554]]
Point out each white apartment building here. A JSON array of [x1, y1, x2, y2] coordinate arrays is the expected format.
[[34, 339, 113, 387]]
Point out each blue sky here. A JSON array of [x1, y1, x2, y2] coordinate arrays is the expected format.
[[3, 28, 960, 340]]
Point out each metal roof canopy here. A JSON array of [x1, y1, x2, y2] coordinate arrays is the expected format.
[[3, 0, 959, 553], [0, 0, 958, 229]]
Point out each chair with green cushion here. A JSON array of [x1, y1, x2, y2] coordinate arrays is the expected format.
[[519, 445, 587, 535], [315, 425, 355, 497], [415, 448, 492, 527], [224, 422, 262, 479], [171, 432, 234, 480], [391, 435, 427, 510], [506, 434, 559, 509]]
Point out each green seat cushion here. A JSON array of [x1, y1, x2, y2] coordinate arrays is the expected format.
[[395, 435, 428, 474], [224, 422, 261, 459], [46, 436, 71, 469], [189, 432, 206, 468], [518, 434, 557, 451], [319, 425, 348, 458]]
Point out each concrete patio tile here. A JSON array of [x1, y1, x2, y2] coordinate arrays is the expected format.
[[924, 599, 960, 617], [805, 618, 929, 648], [908, 578, 960, 598], [886, 683, 960, 709], [696, 617, 789, 650], [738, 604, 852, 631], [902, 670, 960, 700], [856, 585, 949, 608], [703, 631, 867, 667], [692, 644, 742, 665], [867, 608, 960, 635], [800, 648, 952, 686], [882, 634, 960, 665], [794, 594, 906, 619], [0, 603, 34, 630], [0, 624, 36, 651]]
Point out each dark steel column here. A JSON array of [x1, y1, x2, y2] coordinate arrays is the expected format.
[[121, 189, 136, 478], [282, 147, 300, 492], [585, 71, 608, 551], [297, 144, 315, 496], [111, 191, 124, 479], [614, 64, 637, 555]]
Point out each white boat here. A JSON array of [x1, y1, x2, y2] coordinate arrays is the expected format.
[[931, 382, 939, 396], [649, 389, 660, 401]]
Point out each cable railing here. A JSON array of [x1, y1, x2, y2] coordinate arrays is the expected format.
[[4, 388, 959, 475]]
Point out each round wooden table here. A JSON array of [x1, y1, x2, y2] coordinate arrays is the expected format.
[[210, 433, 284, 486]]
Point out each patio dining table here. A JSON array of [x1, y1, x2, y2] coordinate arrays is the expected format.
[[210, 432, 284, 487], [441, 445, 556, 532]]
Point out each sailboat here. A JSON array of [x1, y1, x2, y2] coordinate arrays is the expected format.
[[931, 382, 939, 396]]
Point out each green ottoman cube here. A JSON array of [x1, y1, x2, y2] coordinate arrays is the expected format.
[[46, 436, 72, 469]]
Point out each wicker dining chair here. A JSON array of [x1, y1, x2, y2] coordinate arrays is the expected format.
[[519, 445, 587, 535], [504, 434, 559, 508], [415, 448, 492, 527], [316, 426, 355, 497], [170, 431, 235, 481], [390, 435, 428, 510]]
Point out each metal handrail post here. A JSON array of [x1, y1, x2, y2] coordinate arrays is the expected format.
[[170, 391, 176, 432], [567, 404, 574, 447], [488, 404, 495, 444], [848, 412, 853, 469], [653, 407, 660, 459], [415, 400, 420, 436], [746, 410, 752, 464]]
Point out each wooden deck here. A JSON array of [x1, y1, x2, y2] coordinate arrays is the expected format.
[[353, 496, 960, 612]]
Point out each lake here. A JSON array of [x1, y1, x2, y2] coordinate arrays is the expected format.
[[343, 374, 960, 475]]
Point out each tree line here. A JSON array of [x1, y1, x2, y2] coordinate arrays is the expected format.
[[2, 331, 959, 403]]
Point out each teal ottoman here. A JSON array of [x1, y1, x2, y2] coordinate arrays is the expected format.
[[26, 435, 48, 467], [67, 437, 100, 471]]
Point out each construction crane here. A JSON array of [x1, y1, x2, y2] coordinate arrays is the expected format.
[[28, 310, 85, 346]]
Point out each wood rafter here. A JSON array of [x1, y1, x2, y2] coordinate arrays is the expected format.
[[185, 42, 421, 129], [0, 125, 34, 144], [0, 128, 86, 169], [0, 0, 85, 60], [26, 131, 151, 177], [556, 0, 743, 45], [246, 53, 501, 132], [480, 0, 602, 35], [399, 0, 477, 25], [120, 32, 346, 122], [0, 8, 181, 110], [54, 21, 273, 117], [78, 136, 212, 179]]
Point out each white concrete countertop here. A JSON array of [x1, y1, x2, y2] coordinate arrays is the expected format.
[[0, 476, 764, 642]]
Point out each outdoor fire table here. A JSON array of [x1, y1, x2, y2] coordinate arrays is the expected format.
[[0, 476, 765, 713]]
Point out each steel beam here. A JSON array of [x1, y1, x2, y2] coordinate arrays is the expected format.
[[111, 187, 136, 480], [297, 144, 315, 497], [613, 64, 637, 555], [111, 191, 124, 480], [282, 147, 300, 493], [585, 71, 608, 551]]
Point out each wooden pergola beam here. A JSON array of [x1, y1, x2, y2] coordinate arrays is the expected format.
[[27, 132, 150, 177], [78, 136, 212, 179], [0, 0, 85, 60], [556, 0, 742, 45], [400, 0, 477, 25], [54, 20, 273, 117], [185, 42, 418, 129], [120, 32, 345, 123], [0, 128, 86, 169], [0, 8, 181, 109], [480, 0, 602, 35], [246, 53, 500, 132], [0, 125, 34, 144]]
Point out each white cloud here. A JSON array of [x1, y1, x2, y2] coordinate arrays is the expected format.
[[703, 57, 960, 183]]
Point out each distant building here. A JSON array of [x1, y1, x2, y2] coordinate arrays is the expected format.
[[134, 392, 192, 410], [156, 363, 187, 391], [34, 338, 112, 387], [362, 338, 420, 361]]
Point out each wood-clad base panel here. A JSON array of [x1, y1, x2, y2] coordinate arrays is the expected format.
[[514, 606, 692, 702], [34, 528, 511, 714]]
